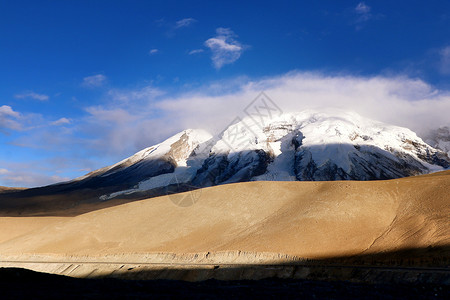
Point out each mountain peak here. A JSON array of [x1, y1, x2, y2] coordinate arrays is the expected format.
[[91, 110, 448, 201]]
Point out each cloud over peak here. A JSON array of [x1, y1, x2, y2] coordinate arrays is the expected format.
[[78, 72, 450, 160], [205, 28, 244, 69]]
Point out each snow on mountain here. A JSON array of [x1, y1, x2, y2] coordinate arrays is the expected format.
[[96, 110, 449, 201], [97, 129, 213, 200], [64, 128, 211, 195], [424, 126, 450, 157]]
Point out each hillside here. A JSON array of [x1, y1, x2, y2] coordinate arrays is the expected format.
[[1, 171, 448, 259]]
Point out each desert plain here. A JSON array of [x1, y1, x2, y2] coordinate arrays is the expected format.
[[0, 171, 448, 283]]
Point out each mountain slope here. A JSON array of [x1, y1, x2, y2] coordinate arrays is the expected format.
[[1, 110, 448, 214], [71, 128, 212, 189]]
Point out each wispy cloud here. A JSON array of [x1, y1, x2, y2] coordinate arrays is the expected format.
[[162, 18, 197, 37], [14, 92, 49, 101], [80, 86, 165, 155], [354, 2, 373, 29], [174, 18, 196, 29], [355, 2, 371, 15], [149, 49, 159, 55], [205, 28, 244, 69], [439, 46, 450, 74], [2, 124, 106, 187], [51, 117, 71, 126], [188, 49, 204, 55], [0, 105, 21, 132], [107, 86, 164, 104], [0, 167, 70, 187], [82, 107, 144, 155], [82, 74, 107, 88]]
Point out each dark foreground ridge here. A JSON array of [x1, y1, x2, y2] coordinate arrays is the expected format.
[[1, 247, 449, 299], [1, 267, 448, 300]]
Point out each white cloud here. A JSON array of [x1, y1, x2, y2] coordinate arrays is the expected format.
[[51, 117, 71, 126], [0, 105, 19, 118], [82, 107, 145, 155], [355, 2, 371, 14], [85, 107, 136, 124], [174, 18, 196, 29], [0, 168, 9, 175], [0, 105, 21, 131], [107, 86, 164, 104], [205, 28, 244, 69], [354, 2, 372, 26], [0, 105, 50, 134], [14, 92, 49, 101], [153, 73, 450, 138], [439, 46, 450, 74], [82, 74, 107, 88], [163, 18, 197, 37], [188, 49, 204, 55], [78, 85, 165, 155], [149, 49, 159, 55]]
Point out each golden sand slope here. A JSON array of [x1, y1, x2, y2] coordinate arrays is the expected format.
[[0, 171, 448, 259], [0, 186, 25, 193]]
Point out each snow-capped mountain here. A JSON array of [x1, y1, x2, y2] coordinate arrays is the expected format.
[[68, 129, 212, 191], [93, 110, 449, 201]]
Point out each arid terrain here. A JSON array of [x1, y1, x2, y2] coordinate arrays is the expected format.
[[0, 171, 449, 281], [0, 170, 449, 298]]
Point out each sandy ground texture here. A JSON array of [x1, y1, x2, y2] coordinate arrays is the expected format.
[[0, 171, 448, 280]]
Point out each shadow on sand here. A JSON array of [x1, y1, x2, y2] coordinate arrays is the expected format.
[[1, 246, 449, 299]]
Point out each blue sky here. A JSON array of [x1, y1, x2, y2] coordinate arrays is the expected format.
[[1, 1, 450, 187]]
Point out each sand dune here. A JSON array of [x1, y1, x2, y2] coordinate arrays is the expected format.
[[0, 171, 448, 261], [0, 186, 25, 193], [0, 217, 65, 245]]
